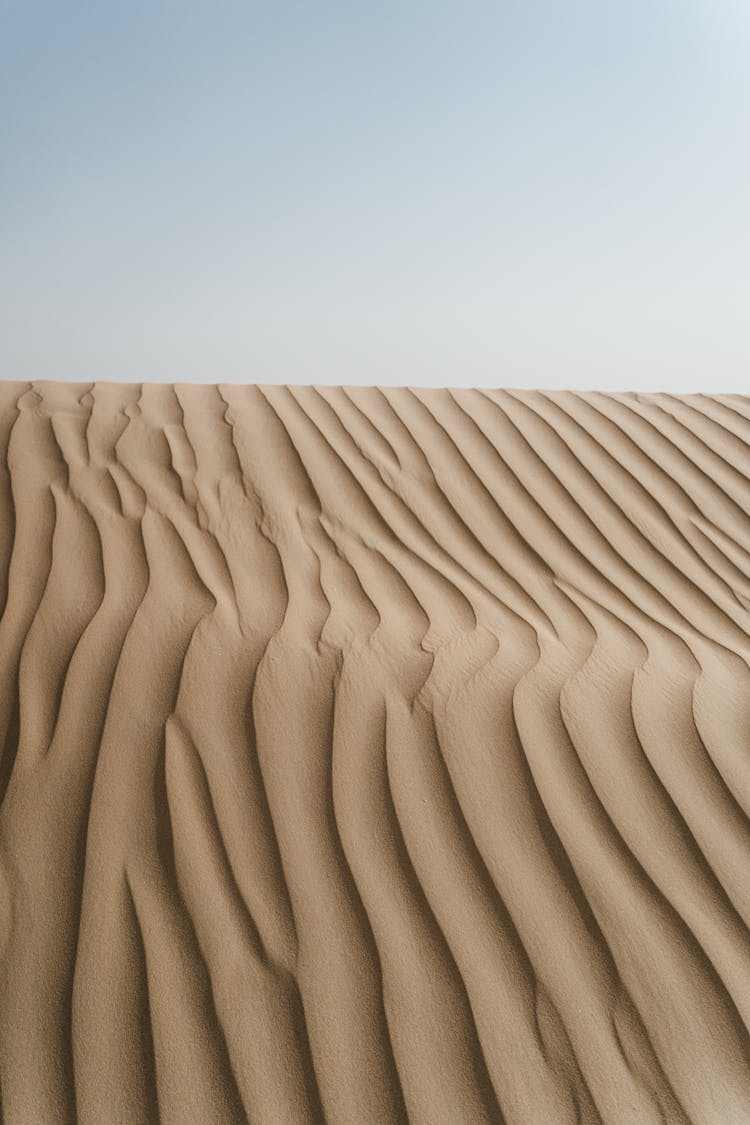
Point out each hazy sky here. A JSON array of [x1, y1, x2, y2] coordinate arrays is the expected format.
[[2, 1, 749, 388]]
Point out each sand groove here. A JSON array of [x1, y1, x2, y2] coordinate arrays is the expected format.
[[1, 383, 750, 1123]]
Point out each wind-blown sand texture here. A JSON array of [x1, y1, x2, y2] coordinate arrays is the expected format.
[[1, 383, 750, 1125]]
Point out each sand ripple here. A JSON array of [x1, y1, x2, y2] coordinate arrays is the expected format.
[[1, 384, 750, 1123]]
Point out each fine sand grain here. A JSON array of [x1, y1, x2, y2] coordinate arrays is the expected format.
[[1, 383, 750, 1124]]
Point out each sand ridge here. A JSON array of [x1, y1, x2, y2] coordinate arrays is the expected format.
[[1, 383, 750, 1123]]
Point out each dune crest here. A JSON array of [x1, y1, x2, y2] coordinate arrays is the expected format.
[[1, 383, 750, 1124]]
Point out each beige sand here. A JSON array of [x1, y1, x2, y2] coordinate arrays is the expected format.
[[1, 383, 750, 1124]]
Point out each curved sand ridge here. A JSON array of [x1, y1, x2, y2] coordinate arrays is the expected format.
[[1, 384, 750, 1124]]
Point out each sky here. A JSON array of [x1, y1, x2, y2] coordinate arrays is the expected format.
[[1, 0, 749, 389]]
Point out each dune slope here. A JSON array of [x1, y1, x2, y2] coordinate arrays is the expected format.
[[1, 383, 750, 1124]]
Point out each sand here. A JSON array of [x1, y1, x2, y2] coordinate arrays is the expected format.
[[1, 383, 750, 1124]]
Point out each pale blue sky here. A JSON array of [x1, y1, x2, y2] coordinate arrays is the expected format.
[[2, 1, 749, 388]]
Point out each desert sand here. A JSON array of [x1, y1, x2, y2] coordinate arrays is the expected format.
[[1, 383, 750, 1124]]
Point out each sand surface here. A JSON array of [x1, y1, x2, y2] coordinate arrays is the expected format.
[[1, 383, 750, 1124]]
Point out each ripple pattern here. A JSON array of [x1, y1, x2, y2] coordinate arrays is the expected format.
[[1, 383, 750, 1124]]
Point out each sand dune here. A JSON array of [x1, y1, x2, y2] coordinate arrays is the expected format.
[[1, 383, 750, 1124]]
